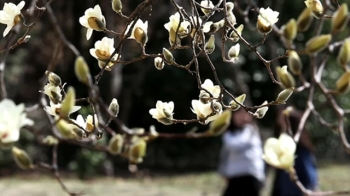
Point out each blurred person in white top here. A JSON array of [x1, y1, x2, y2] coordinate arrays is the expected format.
[[218, 108, 265, 196]]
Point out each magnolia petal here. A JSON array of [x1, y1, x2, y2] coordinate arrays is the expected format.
[[17, 1, 25, 11], [3, 25, 12, 37], [278, 133, 296, 155], [86, 28, 93, 40]]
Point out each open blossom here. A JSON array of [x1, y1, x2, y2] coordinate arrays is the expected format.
[[191, 100, 222, 124], [263, 133, 296, 170], [164, 12, 191, 38], [72, 114, 98, 132], [44, 101, 81, 118], [42, 83, 62, 103], [149, 101, 174, 125], [258, 7, 279, 27], [79, 4, 106, 40], [257, 7, 279, 34], [125, 19, 148, 45], [90, 36, 120, 71], [0, 1, 25, 37], [201, 79, 220, 98], [0, 99, 33, 143]]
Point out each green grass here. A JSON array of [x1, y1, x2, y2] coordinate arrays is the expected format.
[[0, 163, 349, 196]]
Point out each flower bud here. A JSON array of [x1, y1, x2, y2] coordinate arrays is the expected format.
[[60, 87, 76, 118], [211, 101, 222, 113], [331, 3, 349, 34], [12, 146, 34, 170], [199, 91, 211, 104], [276, 88, 294, 104], [282, 19, 297, 41], [87, 17, 105, 31], [229, 24, 244, 42], [74, 56, 92, 85], [336, 71, 350, 94], [305, 0, 324, 18], [205, 35, 215, 54], [226, 12, 237, 26], [108, 134, 124, 155], [112, 0, 122, 13], [297, 8, 314, 32], [207, 110, 231, 136], [45, 71, 61, 87], [225, 2, 234, 12], [149, 125, 159, 140], [276, 66, 295, 89], [257, 19, 272, 34], [108, 98, 119, 117], [253, 101, 268, 119], [42, 135, 59, 146], [287, 50, 303, 75], [154, 57, 164, 70], [56, 119, 75, 138], [129, 139, 147, 164], [305, 34, 332, 54], [162, 48, 174, 63], [229, 94, 246, 111], [200, 0, 214, 15], [337, 39, 350, 67], [228, 44, 240, 61]]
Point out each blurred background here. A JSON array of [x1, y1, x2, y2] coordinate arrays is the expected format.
[[0, 0, 349, 195]]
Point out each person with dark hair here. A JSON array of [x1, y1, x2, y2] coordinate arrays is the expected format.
[[271, 106, 319, 196], [218, 108, 265, 196]]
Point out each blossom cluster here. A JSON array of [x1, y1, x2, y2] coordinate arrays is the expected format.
[[0, 0, 337, 175]]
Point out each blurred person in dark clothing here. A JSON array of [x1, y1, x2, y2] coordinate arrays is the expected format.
[[271, 106, 319, 196]]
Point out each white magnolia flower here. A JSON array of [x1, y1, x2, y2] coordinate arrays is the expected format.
[[72, 114, 98, 132], [125, 19, 148, 45], [0, 1, 25, 37], [201, 79, 220, 98], [79, 4, 106, 40], [164, 12, 191, 38], [258, 7, 279, 27], [149, 101, 174, 123], [90, 37, 120, 71], [44, 101, 81, 118], [0, 99, 33, 143], [263, 133, 296, 170], [200, 0, 214, 15], [42, 83, 62, 102], [191, 100, 221, 123], [228, 43, 240, 61]]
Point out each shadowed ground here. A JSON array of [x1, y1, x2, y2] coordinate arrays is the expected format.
[[0, 163, 349, 196]]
